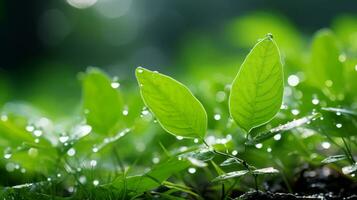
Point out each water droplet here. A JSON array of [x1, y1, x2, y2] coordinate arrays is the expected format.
[[188, 167, 196, 174], [80, 125, 92, 136], [111, 82, 120, 89], [336, 123, 342, 128], [93, 179, 99, 186], [280, 104, 288, 110], [232, 150, 238, 156], [90, 160, 97, 167], [1, 114, 8, 121], [267, 148, 272, 152], [255, 143, 263, 149], [79, 175, 86, 184], [34, 130, 43, 137], [141, 110, 149, 115], [291, 109, 300, 116], [339, 54, 346, 62], [28, 148, 38, 157], [273, 134, 282, 141], [214, 114, 221, 121], [137, 68, 143, 73], [68, 186, 75, 193], [152, 157, 160, 164], [176, 136, 183, 140], [288, 75, 299, 87], [47, 177, 52, 181], [67, 148, 76, 156], [57, 173, 61, 177], [321, 142, 331, 149], [355, 64, 357, 72], [215, 91, 226, 102], [6, 163, 15, 172], [21, 168, 26, 173], [4, 153, 12, 159], [312, 98, 319, 105], [122, 109, 129, 116], [92, 147, 98, 153], [26, 125, 35, 132], [59, 135, 69, 143], [336, 112, 341, 116], [193, 138, 199, 143], [325, 80, 333, 87]]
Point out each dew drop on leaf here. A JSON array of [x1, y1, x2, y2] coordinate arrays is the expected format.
[[321, 142, 331, 149], [34, 130, 43, 137], [1, 114, 8, 121], [67, 148, 76, 156], [214, 114, 221, 121], [93, 179, 99, 186], [188, 167, 196, 174], [26, 125, 35, 132], [59, 135, 69, 143], [291, 109, 300, 116], [111, 82, 120, 89], [287, 75, 299, 87], [273, 134, 281, 141]]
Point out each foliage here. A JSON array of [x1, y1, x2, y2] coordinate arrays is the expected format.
[[1, 13, 357, 199]]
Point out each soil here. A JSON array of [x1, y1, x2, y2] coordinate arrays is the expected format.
[[238, 166, 357, 200]]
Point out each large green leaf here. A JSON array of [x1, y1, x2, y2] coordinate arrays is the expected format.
[[81, 68, 123, 134], [306, 29, 344, 97], [135, 67, 207, 138], [229, 35, 284, 133]]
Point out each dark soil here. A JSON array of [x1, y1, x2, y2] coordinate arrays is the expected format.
[[238, 166, 357, 200]]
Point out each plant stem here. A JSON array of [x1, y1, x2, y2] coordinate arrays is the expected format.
[[342, 137, 355, 164], [201, 139, 258, 191]]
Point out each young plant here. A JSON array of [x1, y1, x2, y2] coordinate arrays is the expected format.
[[135, 34, 282, 191]]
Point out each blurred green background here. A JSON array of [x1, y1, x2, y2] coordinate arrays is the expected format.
[[1, 0, 357, 119]]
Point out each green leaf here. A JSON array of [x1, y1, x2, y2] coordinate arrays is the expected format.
[[229, 34, 284, 133], [81, 68, 123, 134], [306, 29, 344, 97], [109, 158, 190, 195], [321, 155, 347, 164], [220, 157, 243, 166], [135, 67, 207, 138], [212, 170, 249, 182], [251, 167, 279, 175], [322, 107, 357, 116], [245, 112, 321, 145]]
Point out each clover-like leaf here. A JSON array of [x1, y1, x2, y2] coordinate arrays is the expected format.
[[229, 34, 284, 133], [136, 67, 207, 138]]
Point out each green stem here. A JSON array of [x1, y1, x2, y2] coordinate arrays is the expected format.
[[342, 137, 355, 164], [201, 139, 258, 191]]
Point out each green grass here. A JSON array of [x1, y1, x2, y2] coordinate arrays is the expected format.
[[1, 13, 357, 199]]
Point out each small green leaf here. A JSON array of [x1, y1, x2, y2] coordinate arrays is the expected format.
[[229, 35, 284, 133], [136, 67, 207, 138], [252, 167, 279, 175], [322, 107, 357, 116], [321, 155, 347, 164], [180, 148, 215, 162], [110, 158, 189, 194], [81, 68, 123, 134], [212, 170, 249, 182], [220, 157, 243, 166], [245, 112, 321, 145]]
